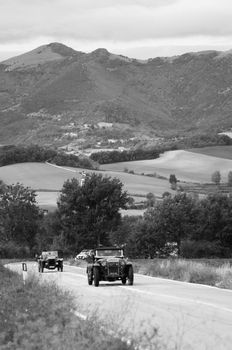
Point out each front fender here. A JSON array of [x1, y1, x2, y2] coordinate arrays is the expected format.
[[86, 263, 100, 273], [93, 262, 101, 267]]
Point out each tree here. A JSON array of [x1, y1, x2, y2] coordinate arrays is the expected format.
[[228, 171, 232, 187], [146, 192, 156, 207], [109, 215, 142, 256], [162, 191, 171, 198], [57, 173, 129, 251], [196, 193, 232, 250], [0, 183, 42, 249], [35, 211, 62, 252], [211, 170, 221, 185], [0, 180, 6, 194], [147, 193, 198, 255], [169, 174, 177, 190]]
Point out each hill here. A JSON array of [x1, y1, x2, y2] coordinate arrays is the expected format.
[[1, 43, 232, 147], [188, 145, 232, 160], [100, 149, 232, 183]]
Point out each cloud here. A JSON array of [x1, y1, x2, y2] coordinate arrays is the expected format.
[[0, 0, 232, 58]]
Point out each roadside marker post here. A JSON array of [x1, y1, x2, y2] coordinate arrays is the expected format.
[[22, 263, 27, 284]]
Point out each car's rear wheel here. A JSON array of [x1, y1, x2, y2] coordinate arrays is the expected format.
[[93, 267, 100, 287], [128, 266, 134, 285]]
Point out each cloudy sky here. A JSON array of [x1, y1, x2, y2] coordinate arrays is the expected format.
[[1, 0, 232, 61]]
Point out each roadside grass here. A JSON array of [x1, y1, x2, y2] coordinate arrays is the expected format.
[[0, 263, 135, 350], [132, 259, 232, 289]]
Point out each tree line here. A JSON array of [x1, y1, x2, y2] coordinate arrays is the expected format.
[[116, 192, 232, 259], [1, 174, 232, 259], [0, 144, 96, 169]]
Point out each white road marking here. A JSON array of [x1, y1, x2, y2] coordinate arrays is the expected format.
[[118, 286, 232, 314], [64, 272, 86, 279], [135, 273, 232, 293], [66, 265, 86, 270]]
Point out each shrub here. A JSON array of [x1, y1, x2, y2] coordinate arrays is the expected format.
[[180, 240, 226, 258], [0, 242, 31, 259]]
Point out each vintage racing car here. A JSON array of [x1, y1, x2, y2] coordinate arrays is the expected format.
[[86, 247, 134, 287]]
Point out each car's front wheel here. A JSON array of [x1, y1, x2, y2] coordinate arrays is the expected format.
[[93, 267, 100, 287], [87, 270, 93, 285], [121, 277, 126, 285], [128, 266, 134, 285]]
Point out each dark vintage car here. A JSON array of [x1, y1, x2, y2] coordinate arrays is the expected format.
[[38, 251, 63, 273], [86, 247, 134, 287]]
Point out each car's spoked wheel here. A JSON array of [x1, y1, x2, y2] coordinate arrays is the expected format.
[[121, 277, 126, 285], [88, 270, 93, 285], [93, 267, 100, 287], [128, 266, 134, 285]]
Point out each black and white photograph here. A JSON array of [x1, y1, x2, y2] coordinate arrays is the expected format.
[[0, 1, 232, 349]]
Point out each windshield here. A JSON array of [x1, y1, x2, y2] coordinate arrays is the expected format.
[[96, 249, 123, 257], [41, 251, 58, 258]]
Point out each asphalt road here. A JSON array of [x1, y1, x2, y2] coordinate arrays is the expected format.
[[7, 263, 232, 350]]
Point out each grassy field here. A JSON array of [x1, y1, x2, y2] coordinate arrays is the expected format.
[[1, 146, 232, 210], [188, 145, 232, 160], [0, 162, 175, 211], [101, 149, 232, 183]]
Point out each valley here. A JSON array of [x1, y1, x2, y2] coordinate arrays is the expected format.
[[1, 146, 232, 214]]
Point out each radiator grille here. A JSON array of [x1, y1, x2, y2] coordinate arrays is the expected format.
[[108, 263, 119, 274], [48, 259, 56, 265]]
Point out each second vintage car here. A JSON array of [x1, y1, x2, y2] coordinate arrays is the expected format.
[[86, 247, 134, 287], [37, 250, 63, 272]]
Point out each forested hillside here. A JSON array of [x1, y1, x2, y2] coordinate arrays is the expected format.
[[1, 43, 232, 146]]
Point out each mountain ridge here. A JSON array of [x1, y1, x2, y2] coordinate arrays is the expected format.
[[1, 43, 232, 148]]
